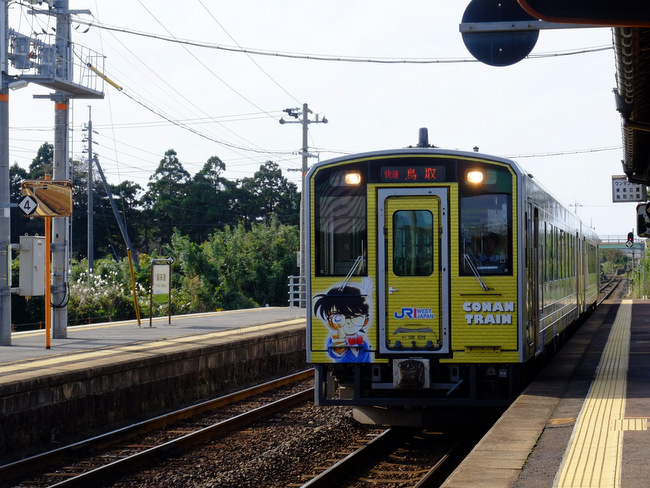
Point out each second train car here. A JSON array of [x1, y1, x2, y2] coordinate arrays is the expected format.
[[305, 136, 599, 425]]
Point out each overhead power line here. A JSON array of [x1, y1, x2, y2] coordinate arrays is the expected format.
[[72, 18, 612, 64], [120, 88, 295, 156], [505, 146, 622, 159]]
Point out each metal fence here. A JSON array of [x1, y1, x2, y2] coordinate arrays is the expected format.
[[288, 276, 306, 308]]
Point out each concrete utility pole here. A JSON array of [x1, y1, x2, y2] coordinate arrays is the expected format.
[[279, 103, 328, 307], [0, 0, 10, 345], [2, 0, 101, 344], [51, 0, 71, 339]]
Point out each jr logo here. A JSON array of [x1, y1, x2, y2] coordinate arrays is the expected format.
[[394, 308, 435, 320]]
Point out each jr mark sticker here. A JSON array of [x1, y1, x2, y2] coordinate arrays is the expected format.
[[394, 308, 435, 320]]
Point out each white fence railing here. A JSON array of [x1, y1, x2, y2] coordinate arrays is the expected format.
[[288, 276, 306, 309]]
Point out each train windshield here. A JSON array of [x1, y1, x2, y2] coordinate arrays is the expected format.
[[314, 168, 367, 276], [460, 194, 512, 275]]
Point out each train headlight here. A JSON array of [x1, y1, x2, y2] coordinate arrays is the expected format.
[[467, 170, 484, 184], [344, 171, 362, 185]]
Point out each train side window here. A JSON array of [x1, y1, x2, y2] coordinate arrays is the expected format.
[[460, 194, 511, 275], [393, 210, 433, 276]]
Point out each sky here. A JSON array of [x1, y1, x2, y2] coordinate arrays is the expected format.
[[5, 1, 636, 239]]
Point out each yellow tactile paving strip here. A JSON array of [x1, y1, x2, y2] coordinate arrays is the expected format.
[[555, 299, 647, 487]]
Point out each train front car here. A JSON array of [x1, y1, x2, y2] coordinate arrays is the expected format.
[[307, 148, 555, 426]]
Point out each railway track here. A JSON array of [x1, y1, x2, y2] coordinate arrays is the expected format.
[[298, 428, 478, 488], [598, 278, 621, 305], [0, 370, 314, 488]]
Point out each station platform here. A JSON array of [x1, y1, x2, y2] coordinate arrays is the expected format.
[[442, 298, 650, 488], [0, 307, 307, 463], [0, 307, 306, 365]]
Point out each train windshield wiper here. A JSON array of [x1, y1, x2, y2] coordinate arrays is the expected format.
[[339, 254, 365, 291], [464, 254, 490, 291]]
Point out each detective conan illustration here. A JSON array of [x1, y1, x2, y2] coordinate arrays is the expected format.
[[313, 279, 373, 363]]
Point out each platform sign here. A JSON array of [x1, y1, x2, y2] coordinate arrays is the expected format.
[[612, 176, 646, 203], [18, 195, 38, 216], [20, 180, 73, 217], [150, 258, 173, 327], [152, 264, 170, 295]]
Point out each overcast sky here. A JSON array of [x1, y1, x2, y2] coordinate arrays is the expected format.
[[6, 1, 635, 238]]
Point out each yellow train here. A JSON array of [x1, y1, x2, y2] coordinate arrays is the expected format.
[[305, 133, 599, 425]]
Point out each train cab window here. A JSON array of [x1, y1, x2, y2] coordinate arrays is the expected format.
[[460, 194, 511, 275], [314, 168, 367, 276], [393, 210, 434, 276]]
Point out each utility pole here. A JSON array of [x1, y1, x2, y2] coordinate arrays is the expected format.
[[3, 0, 101, 344], [0, 0, 10, 345], [86, 106, 94, 273], [51, 0, 71, 339], [279, 103, 328, 307]]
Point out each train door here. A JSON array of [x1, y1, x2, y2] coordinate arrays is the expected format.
[[377, 188, 449, 355]]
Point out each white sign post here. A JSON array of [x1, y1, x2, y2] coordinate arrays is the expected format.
[[150, 258, 173, 327]]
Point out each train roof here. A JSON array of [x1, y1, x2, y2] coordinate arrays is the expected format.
[[307, 147, 528, 178], [308, 146, 600, 242]]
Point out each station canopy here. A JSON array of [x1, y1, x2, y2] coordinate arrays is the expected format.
[[613, 28, 650, 185]]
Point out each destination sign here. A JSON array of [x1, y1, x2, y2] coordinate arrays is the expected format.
[[380, 165, 446, 183]]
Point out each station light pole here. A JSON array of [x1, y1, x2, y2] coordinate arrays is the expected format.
[[279, 103, 328, 307]]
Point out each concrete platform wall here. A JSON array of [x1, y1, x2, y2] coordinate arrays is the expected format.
[[0, 326, 306, 462]]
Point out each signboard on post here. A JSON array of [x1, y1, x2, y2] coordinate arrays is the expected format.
[[150, 258, 173, 327], [20, 180, 73, 217], [612, 175, 647, 203], [152, 265, 170, 295]]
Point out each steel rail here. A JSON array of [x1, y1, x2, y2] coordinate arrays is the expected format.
[[598, 279, 621, 306], [300, 428, 395, 488], [414, 438, 473, 487], [301, 428, 471, 488], [0, 369, 313, 482], [49, 388, 314, 487]]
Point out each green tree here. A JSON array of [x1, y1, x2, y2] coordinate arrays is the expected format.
[[600, 248, 627, 277], [167, 230, 220, 312], [203, 217, 299, 308], [184, 156, 236, 242], [104, 179, 145, 256], [29, 142, 54, 179], [233, 161, 300, 226], [69, 157, 144, 261], [142, 149, 191, 249], [70, 157, 92, 259]]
